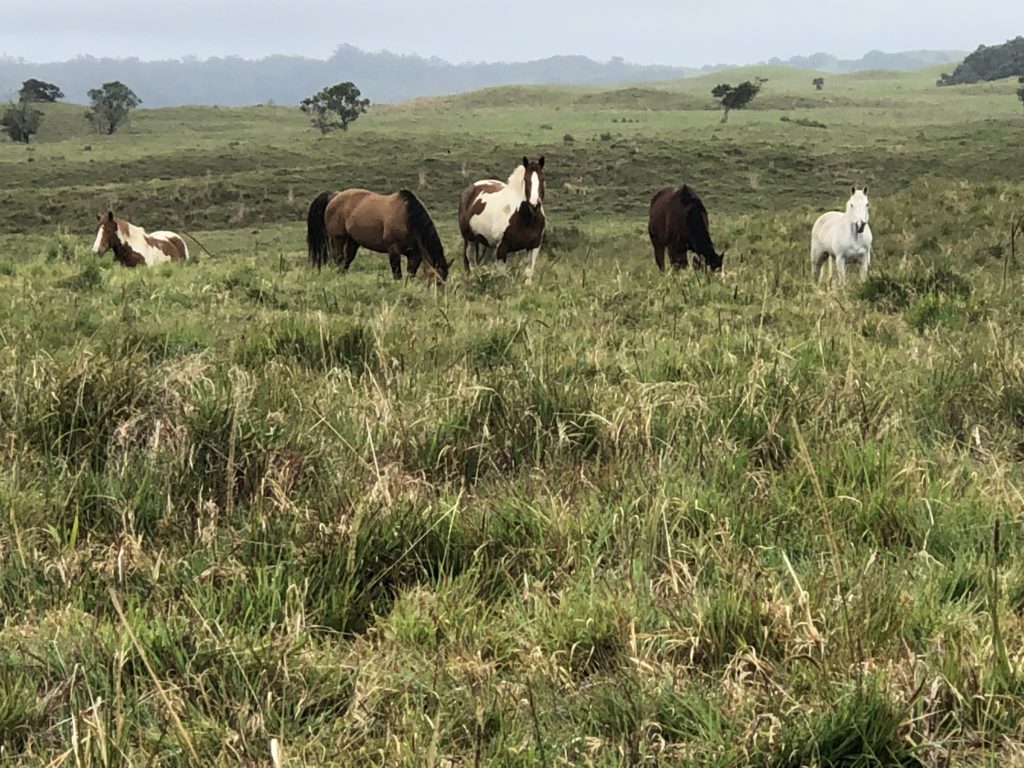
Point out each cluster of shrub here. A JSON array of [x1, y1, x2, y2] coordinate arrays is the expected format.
[[1, 77, 373, 144], [1, 78, 142, 143]]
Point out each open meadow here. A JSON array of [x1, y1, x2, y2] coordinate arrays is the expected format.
[[2, 65, 1024, 766]]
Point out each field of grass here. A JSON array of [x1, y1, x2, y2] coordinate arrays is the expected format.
[[2, 66, 1024, 766]]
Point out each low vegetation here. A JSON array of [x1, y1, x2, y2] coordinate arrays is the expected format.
[[2, 64, 1024, 766]]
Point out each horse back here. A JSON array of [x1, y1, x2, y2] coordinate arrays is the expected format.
[[149, 231, 188, 261], [811, 211, 844, 241], [459, 180, 505, 241]]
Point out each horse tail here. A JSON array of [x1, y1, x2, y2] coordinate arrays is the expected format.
[[306, 191, 335, 269], [399, 190, 448, 281]]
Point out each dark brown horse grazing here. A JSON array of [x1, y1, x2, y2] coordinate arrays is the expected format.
[[648, 185, 724, 272], [306, 188, 448, 281]]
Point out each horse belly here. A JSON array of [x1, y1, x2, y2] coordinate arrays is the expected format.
[[347, 219, 389, 253], [468, 208, 509, 248]]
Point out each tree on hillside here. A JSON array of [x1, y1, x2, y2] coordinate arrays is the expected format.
[[812, 77, 825, 91], [1018, 81, 1024, 111], [938, 36, 1024, 86], [300, 82, 370, 135], [1, 99, 44, 143], [86, 81, 141, 135], [711, 78, 766, 123], [18, 79, 64, 103]]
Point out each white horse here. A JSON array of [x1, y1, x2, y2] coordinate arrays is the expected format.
[[458, 157, 546, 282], [810, 187, 872, 285]]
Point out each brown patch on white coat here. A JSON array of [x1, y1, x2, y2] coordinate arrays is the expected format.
[[458, 156, 546, 281], [92, 212, 188, 267]]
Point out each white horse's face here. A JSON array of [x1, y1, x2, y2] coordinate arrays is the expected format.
[[847, 188, 869, 233]]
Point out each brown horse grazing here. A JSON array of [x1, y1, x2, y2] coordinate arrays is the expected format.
[[306, 188, 448, 281], [648, 185, 724, 272], [91, 212, 189, 267]]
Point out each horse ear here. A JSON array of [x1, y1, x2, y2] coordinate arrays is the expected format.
[[679, 185, 695, 202], [522, 156, 529, 168], [851, 186, 856, 195], [863, 185, 868, 195], [538, 156, 545, 169], [106, 211, 114, 222]]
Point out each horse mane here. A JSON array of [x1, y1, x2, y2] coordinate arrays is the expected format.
[[507, 164, 527, 194], [398, 190, 447, 278], [306, 191, 336, 269], [679, 186, 718, 260]]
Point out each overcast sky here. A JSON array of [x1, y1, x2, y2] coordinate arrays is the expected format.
[[1, 1, 1020, 65]]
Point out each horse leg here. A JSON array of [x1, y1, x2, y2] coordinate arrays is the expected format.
[[329, 235, 347, 267], [669, 248, 688, 270], [524, 247, 540, 284], [388, 247, 402, 280], [835, 254, 848, 286], [341, 239, 359, 271], [810, 245, 828, 284], [407, 250, 422, 277], [653, 244, 666, 272], [496, 243, 509, 272], [463, 240, 472, 272], [860, 252, 870, 282]]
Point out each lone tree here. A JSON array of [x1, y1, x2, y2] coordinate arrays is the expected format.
[[300, 82, 370, 134], [711, 78, 766, 123], [86, 81, 141, 135], [1, 99, 44, 143], [812, 77, 825, 91], [18, 78, 64, 103]]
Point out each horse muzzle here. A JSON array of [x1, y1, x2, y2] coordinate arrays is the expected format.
[[856, 221, 867, 235]]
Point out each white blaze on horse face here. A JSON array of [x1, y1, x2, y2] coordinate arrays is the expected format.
[[528, 171, 540, 207], [91, 226, 104, 253]]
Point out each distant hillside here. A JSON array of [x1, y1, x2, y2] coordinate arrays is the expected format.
[[767, 49, 965, 73], [937, 36, 1024, 85], [0, 45, 965, 107], [0, 47, 701, 107]]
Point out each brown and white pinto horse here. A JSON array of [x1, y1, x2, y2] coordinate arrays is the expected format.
[[306, 188, 448, 281], [458, 157, 546, 282], [92, 212, 189, 267], [647, 185, 724, 272]]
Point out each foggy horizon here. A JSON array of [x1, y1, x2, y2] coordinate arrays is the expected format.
[[1, 1, 1021, 68]]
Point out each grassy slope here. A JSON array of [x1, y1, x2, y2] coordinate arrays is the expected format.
[[2, 67, 1024, 766]]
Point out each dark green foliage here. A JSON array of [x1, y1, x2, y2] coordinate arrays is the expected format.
[[711, 78, 766, 122], [773, 683, 923, 767], [858, 267, 971, 312], [300, 81, 370, 134], [86, 80, 141, 134], [1, 99, 43, 143], [938, 36, 1024, 85], [18, 78, 63, 103]]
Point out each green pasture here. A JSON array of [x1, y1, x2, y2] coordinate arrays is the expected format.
[[1, 64, 1024, 766]]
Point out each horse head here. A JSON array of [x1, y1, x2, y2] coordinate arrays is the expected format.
[[705, 249, 725, 272], [847, 187, 869, 235], [521, 156, 545, 211], [92, 211, 119, 254]]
